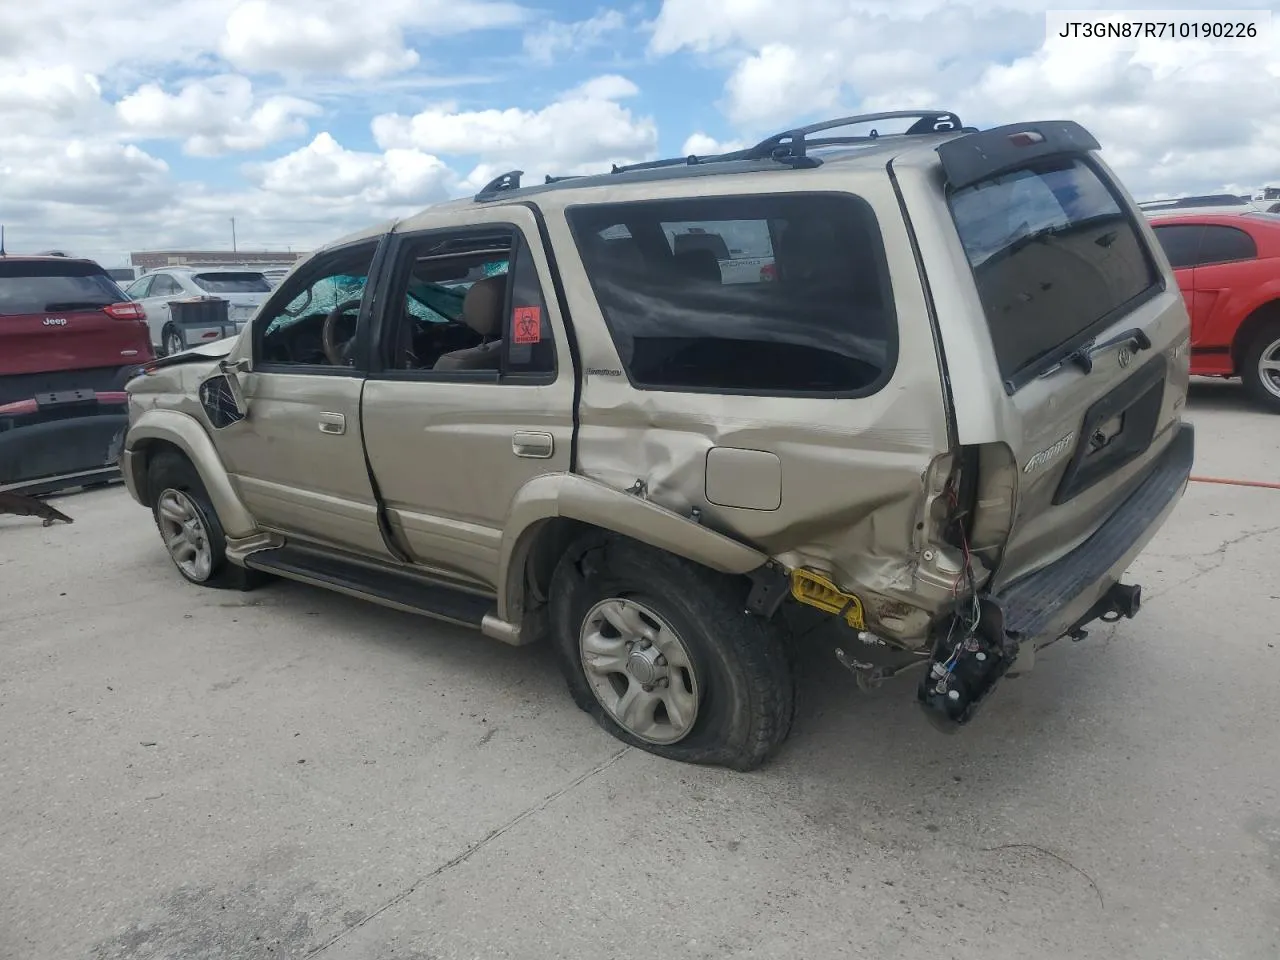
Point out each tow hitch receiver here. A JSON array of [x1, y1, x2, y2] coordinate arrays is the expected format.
[[916, 597, 1021, 733]]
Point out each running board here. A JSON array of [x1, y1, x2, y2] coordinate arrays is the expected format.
[[241, 545, 520, 639]]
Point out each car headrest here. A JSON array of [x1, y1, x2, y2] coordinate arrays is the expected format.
[[672, 248, 723, 283], [461, 275, 505, 338]]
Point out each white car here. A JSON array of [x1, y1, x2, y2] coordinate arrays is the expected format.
[[123, 267, 272, 355]]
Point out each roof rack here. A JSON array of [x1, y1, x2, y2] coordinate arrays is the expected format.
[[470, 110, 971, 201], [608, 110, 969, 176], [474, 170, 524, 200]]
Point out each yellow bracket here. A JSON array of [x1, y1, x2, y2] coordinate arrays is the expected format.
[[790, 568, 866, 630]]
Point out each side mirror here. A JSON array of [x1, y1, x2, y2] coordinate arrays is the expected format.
[[218, 357, 251, 415]]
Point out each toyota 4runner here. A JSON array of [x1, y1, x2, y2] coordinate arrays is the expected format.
[[121, 111, 1195, 770]]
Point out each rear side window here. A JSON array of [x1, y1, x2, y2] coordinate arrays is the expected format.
[[949, 157, 1159, 385], [193, 272, 272, 294], [1151, 224, 1203, 269], [0, 261, 126, 316], [1197, 225, 1256, 265], [566, 193, 897, 395]]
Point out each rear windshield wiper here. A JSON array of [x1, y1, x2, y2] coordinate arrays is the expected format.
[[43, 301, 114, 311], [1038, 327, 1153, 379]]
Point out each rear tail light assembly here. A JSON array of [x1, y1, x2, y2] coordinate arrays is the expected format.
[[103, 301, 146, 321]]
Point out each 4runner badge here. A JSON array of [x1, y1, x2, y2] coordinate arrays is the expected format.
[[43, 317, 68, 326], [1024, 433, 1074, 474]]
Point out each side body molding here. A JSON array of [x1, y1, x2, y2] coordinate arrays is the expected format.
[[496, 472, 770, 624], [122, 409, 258, 539]]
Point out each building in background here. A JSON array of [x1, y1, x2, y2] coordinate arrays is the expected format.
[[130, 250, 304, 272]]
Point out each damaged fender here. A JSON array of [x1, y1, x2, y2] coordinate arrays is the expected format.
[[122, 408, 258, 539]]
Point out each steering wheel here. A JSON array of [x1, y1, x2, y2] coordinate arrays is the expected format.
[[322, 299, 364, 366]]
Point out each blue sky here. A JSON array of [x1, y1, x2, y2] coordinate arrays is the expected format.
[[1, 1, 1276, 265]]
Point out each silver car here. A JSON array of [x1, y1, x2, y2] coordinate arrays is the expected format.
[[124, 267, 273, 356]]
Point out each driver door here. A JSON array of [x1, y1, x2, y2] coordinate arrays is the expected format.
[[211, 235, 394, 559]]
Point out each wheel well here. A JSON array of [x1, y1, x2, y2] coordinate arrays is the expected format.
[[1231, 300, 1280, 371], [131, 438, 188, 507]]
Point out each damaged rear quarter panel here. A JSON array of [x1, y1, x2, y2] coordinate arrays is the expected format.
[[536, 171, 957, 646]]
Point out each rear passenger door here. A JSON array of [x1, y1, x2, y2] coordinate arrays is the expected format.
[[359, 210, 574, 589]]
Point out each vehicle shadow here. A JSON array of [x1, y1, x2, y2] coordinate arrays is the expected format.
[[1187, 376, 1256, 414], [248, 575, 1128, 800]]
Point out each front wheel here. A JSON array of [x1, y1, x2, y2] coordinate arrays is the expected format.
[[548, 535, 796, 771], [147, 451, 264, 590], [1242, 320, 1280, 413]]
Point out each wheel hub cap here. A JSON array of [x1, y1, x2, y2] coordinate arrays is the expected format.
[[579, 598, 700, 745], [157, 488, 213, 582], [625, 643, 666, 686]]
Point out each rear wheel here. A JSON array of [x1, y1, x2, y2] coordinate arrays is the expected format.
[[160, 324, 184, 358], [1242, 320, 1280, 413], [548, 534, 796, 771], [147, 451, 263, 590]]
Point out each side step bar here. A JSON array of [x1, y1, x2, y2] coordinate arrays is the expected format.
[[242, 545, 511, 637]]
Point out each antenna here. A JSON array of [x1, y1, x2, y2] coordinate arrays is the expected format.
[[0, 225, 6, 257]]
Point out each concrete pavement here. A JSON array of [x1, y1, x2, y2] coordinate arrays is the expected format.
[[1, 379, 1277, 960]]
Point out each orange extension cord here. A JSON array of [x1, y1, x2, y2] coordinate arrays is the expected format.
[[1190, 475, 1280, 490]]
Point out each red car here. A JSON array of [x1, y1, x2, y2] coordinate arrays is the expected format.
[[0, 255, 154, 494], [1148, 212, 1280, 412]]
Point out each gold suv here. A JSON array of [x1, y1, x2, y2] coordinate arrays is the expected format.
[[122, 111, 1195, 769]]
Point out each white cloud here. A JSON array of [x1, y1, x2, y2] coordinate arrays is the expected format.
[[647, 0, 1280, 198], [0, 66, 105, 121], [680, 133, 746, 156], [116, 75, 322, 156], [247, 132, 456, 206], [219, 0, 528, 79], [523, 9, 627, 64], [371, 74, 657, 178]]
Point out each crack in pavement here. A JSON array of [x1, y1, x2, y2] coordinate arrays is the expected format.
[[1145, 524, 1280, 602], [304, 746, 631, 958]]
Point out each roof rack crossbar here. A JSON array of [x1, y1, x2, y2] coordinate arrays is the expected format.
[[473, 170, 524, 201], [607, 109, 965, 176]]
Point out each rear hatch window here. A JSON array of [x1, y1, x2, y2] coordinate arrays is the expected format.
[[948, 157, 1159, 390], [0, 261, 127, 315], [191, 272, 272, 294]]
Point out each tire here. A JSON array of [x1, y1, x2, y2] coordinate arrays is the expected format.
[[1241, 319, 1280, 413], [548, 533, 796, 771], [160, 324, 184, 358], [147, 450, 265, 591]]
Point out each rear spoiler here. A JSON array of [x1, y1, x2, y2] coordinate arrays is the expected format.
[[936, 121, 1101, 192]]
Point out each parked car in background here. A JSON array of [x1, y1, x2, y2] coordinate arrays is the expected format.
[[0, 256, 152, 493], [1139, 193, 1255, 220], [124, 267, 272, 355], [1148, 211, 1280, 412]]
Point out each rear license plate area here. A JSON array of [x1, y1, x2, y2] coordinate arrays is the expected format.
[[1053, 354, 1167, 505]]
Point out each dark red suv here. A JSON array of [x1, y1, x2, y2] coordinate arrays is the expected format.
[[0, 256, 154, 494], [1148, 212, 1280, 412]]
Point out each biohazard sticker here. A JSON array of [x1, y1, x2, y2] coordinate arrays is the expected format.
[[513, 306, 542, 344]]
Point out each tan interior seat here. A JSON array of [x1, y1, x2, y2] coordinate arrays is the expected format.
[[433, 275, 505, 371]]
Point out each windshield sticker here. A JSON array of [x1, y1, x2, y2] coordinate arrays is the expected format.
[[513, 305, 542, 344]]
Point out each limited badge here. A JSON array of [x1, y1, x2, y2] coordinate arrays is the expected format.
[[513, 305, 541, 344]]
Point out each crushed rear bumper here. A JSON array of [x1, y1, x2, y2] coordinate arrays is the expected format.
[[996, 421, 1194, 642], [916, 422, 1194, 730]]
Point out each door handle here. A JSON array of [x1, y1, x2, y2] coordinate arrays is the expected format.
[[318, 412, 346, 435], [512, 430, 553, 459]]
